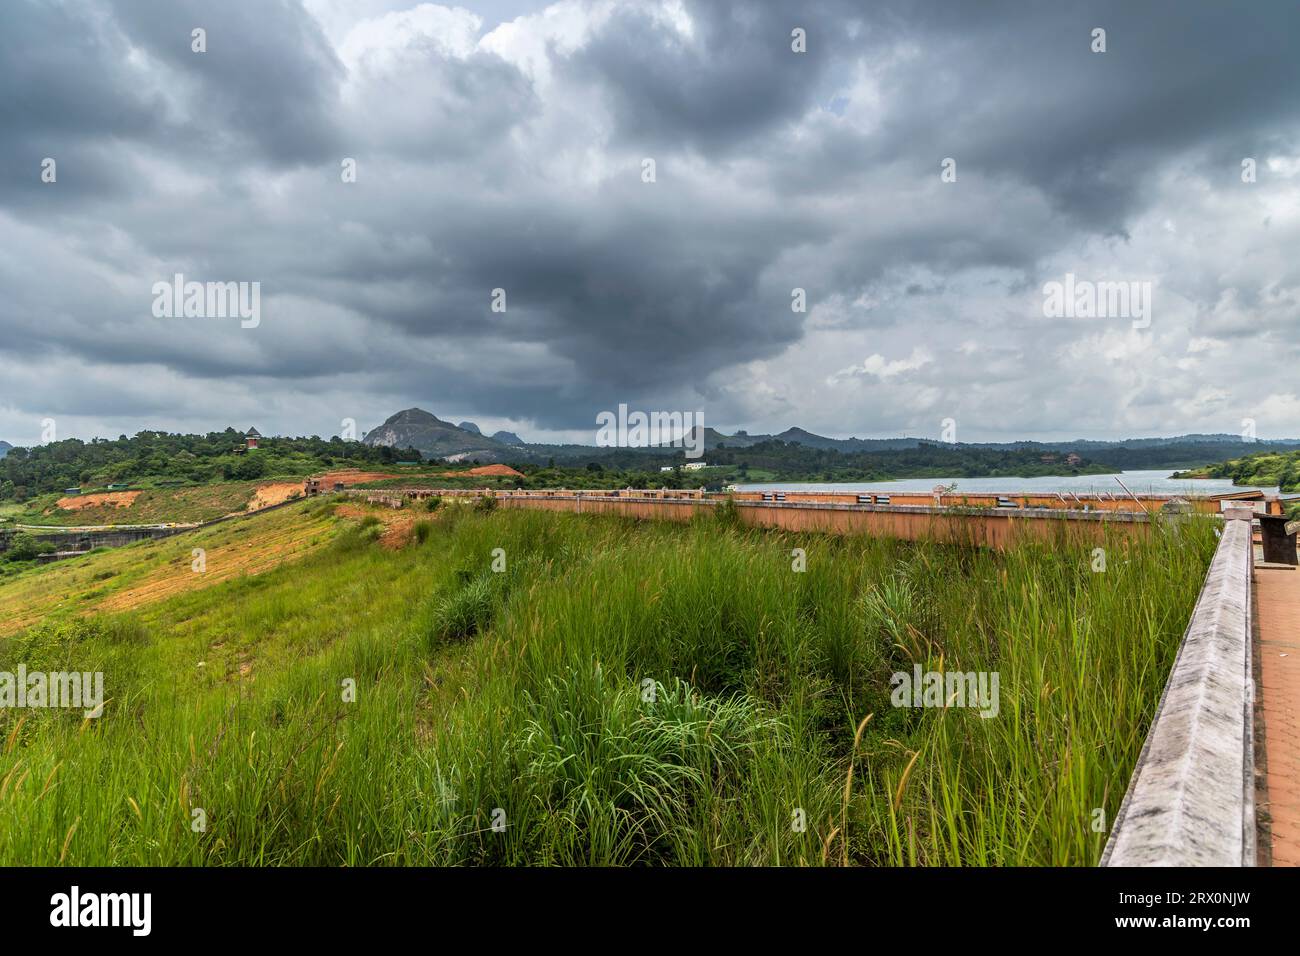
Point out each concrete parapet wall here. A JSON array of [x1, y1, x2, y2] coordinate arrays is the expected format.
[[369, 484, 1261, 514], [731, 490, 1232, 513], [1101, 514, 1255, 866], [338, 487, 1160, 548], [485, 492, 1154, 549], [0, 525, 189, 554]]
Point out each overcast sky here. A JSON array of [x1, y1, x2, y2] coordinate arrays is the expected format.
[[2, 0, 1298, 446]]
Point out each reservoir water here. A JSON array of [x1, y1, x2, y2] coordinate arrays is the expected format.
[[734, 469, 1279, 497]]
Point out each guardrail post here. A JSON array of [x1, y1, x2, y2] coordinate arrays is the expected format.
[[1259, 513, 1298, 565]]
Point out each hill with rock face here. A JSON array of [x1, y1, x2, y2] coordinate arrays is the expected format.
[[363, 409, 514, 462]]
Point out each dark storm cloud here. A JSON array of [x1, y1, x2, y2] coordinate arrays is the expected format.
[[1, 0, 1298, 443], [105, 0, 345, 165], [859, 0, 1300, 233], [566, 0, 861, 154], [0, 0, 342, 211], [0, 1, 163, 207], [349, 185, 820, 387], [714, 0, 1300, 236]]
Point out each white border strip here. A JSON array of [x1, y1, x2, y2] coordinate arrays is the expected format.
[[1101, 515, 1255, 866]]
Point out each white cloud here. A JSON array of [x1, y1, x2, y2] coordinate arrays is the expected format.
[[338, 4, 483, 74], [827, 348, 932, 385], [1186, 336, 1224, 354]]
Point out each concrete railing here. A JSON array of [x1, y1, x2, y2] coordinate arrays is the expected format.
[[339, 487, 1169, 550], [1101, 513, 1256, 866], [359, 489, 1157, 550]]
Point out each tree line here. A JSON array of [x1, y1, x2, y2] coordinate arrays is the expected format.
[[0, 430, 422, 501]]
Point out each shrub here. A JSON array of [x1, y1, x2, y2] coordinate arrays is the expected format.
[[509, 671, 778, 862], [4, 533, 54, 563], [429, 576, 495, 643], [333, 515, 384, 552], [857, 574, 917, 648], [711, 495, 742, 529]]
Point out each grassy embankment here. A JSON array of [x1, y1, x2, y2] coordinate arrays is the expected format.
[[0, 503, 340, 631], [0, 500, 1215, 865]]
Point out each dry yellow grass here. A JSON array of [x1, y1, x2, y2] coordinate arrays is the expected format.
[[97, 519, 332, 611]]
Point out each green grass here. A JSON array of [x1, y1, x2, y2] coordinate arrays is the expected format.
[[0, 505, 1216, 865]]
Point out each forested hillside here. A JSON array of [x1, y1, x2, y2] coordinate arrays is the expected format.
[[1174, 450, 1300, 493], [0, 430, 421, 500]]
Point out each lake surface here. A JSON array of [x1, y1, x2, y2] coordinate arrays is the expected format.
[[734, 469, 1278, 496]]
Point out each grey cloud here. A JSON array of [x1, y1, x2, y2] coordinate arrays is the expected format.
[[105, 0, 345, 165], [566, 0, 860, 154], [1, 0, 1298, 443]]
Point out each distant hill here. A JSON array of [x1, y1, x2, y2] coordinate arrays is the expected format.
[[1049, 433, 1300, 449], [360, 406, 1300, 471], [981, 437, 1300, 470], [0, 441, 10, 459], [702, 426, 921, 453], [770, 428, 921, 453], [364, 409, 513, 462]]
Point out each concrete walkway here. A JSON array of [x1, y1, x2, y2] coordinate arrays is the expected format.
[[1255, 564, 1300, 866]]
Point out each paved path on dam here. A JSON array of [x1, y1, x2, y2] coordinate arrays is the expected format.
[[1256, 564, 1300, 866]]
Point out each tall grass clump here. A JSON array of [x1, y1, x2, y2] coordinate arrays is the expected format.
[[428, 574, 496, 643]]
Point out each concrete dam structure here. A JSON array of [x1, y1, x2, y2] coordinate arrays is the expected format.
[[346, 486, 1161, 550], [0, 524, 192, 559]]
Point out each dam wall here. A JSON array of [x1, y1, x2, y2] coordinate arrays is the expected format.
[[0, 525, 190, 556], [343, 488, 1160, 549]]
